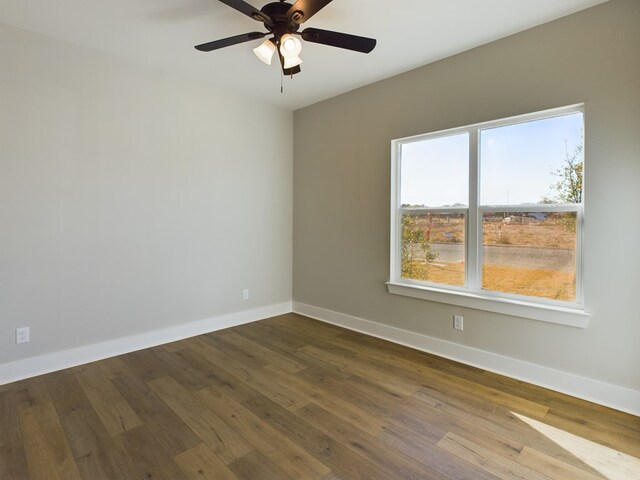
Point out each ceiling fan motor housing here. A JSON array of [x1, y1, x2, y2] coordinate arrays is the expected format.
[[260, 1, 300, 38]]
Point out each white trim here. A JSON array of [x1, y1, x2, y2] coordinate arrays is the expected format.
[[0, 302, 292, 386], [401, 207, 468, 214], [387, 282, 589, 327], [468, 129, 479, 290], [479, 204, 580, 213], [292, 302, 639, 416], [393, 104, 584, 146], [389, 139, 402, 283]]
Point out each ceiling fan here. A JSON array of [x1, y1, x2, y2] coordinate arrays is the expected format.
[[194, 0, 377, 76]]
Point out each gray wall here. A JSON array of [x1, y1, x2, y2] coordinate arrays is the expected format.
[[0, 23, 292, 364], [293, 0, 640, 391]]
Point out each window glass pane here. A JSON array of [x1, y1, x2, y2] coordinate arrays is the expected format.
[[480, 112, 583, 206], [400, 133, 469, 207], [482, 211, 577, 301], [401, 213, 465, 286]]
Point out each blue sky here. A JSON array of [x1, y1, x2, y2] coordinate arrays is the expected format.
[[400, 112, 584, 207]]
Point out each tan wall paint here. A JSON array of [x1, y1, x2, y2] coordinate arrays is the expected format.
[[293, 0, 640, 390], [0, 23, 292, 365]]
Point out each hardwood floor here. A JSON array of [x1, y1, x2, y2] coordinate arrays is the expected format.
[[1, 313, 639, 479]]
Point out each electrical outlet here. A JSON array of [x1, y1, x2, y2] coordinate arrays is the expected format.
[[16, 327, 30, 344], [453, 315, 464, 331], [242, 289, 249, 300]]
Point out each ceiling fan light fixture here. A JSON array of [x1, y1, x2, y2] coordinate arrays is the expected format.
[[283, 55, 303, 69], [253, 38, 276, 65], [280, 33, 302, 58]]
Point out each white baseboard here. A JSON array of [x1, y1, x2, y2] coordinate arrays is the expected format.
[[5, 299, 638, 416], [0, 302, 292, 386], [293, 302, 640, 416]]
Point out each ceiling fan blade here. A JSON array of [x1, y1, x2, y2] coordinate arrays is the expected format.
[[301, 27, 376, 53], [194, 32, 266, 52], [287, 0, 333, 24], [218, 0, 274, 26]]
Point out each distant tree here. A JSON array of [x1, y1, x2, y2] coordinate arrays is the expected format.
[[401, 215, 438, 277], [549, 142, 583, 204], [544, 141, 583, 231]]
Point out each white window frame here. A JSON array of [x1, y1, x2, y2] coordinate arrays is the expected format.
[[388, 105, 589, 328]]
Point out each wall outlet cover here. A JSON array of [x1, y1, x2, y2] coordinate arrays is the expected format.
[[16, 327, 30, 344]]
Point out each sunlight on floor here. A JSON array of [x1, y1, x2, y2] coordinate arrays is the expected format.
[[512, 412, 640, 480]]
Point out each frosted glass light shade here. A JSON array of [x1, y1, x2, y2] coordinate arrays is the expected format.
[[283, 55, 303, 69], [280, 34, 302, 58], [253, 39, 276, 65]]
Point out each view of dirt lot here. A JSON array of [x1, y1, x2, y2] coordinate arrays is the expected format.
[[402, 214, 576, 301]]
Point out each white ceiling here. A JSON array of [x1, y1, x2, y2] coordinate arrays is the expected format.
[[0, 0, 607, 110]]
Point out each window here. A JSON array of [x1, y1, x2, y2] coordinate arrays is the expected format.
[[389, 105, 587, 326]]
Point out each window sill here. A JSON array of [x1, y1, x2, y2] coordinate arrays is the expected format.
[[386, 281, 589, 328]]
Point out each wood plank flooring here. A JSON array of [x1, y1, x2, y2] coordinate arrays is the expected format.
[[1, 313, 639, 479]]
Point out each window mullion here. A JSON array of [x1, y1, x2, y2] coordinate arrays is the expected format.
[[467, 129, 479, 290]]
